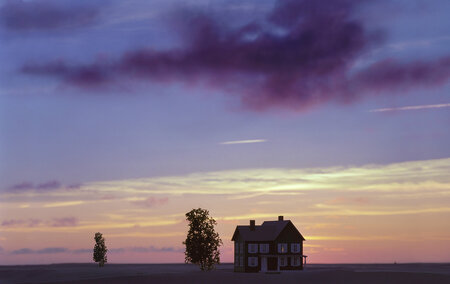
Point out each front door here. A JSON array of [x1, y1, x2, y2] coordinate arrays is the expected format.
[[267, 257, 277, 271], [261, 257, 267, 272]]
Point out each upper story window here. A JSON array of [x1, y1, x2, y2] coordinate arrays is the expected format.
[[235, 242, 239, 254], [248, 243, 258, 253], [278, 243, 288, 253], [259, 244, 269, 253], [248, 257, 258, 267], [291, 243, 301, 253], [239, 243, 244, 254]]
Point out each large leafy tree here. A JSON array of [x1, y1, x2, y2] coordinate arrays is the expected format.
[[183, 208, 222, 271], [93, 232, 108, 267]]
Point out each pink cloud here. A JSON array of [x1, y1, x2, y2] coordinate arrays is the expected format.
[[130, 197, 169, 208]]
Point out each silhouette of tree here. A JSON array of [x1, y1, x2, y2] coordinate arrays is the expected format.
[[183, 208, 222, 271], [93, 232, 107, 267]]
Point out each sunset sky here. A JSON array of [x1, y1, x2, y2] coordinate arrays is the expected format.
[[0, 0, 449, 265]]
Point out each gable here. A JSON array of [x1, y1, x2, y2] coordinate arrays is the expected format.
[[275, 221, 305, 242], [232, 219, 305, 242], [231, 228, 240, 241]]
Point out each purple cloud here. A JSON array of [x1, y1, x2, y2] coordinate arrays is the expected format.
[[7, 180, 81, 193], [129, 246, 183, 253], [50, 217, 78, 227], [130, 197, 169, 208], [72, 248, 92, 254], [20, 0, 450, 112], [11, 247, 68, 255], [36, 180, 62, 191], [1, 219, 41, 227], [11, 248, 34, 255], [8, 182, 34, 191], [0, 0, 100, 31]]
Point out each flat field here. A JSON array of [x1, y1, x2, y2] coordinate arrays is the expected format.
[[1, 263, 449, 284]]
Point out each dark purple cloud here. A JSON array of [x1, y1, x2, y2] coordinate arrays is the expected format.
[[0, 0, 100, 31], [21, 0, 450, 111]]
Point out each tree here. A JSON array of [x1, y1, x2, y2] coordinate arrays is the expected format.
[[93, 232, 107, 267], [183, 208, 222, 271]]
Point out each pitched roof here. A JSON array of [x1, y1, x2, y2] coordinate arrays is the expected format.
[[231, 219, 305, 241]]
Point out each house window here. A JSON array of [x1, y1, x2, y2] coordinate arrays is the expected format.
[[235, 242, 239, 254], [240, 256, 244, 267], [291, 243, 301, 253], [248, 257, 258, 267], [279, 256, 287, 266], [278, 243, 288, 253], [248, 243, 258, 253], [259, 244, 269, 253], [291, 256, 301, 266], [239, 243, 244, 254], [235, 255, 239, 266]]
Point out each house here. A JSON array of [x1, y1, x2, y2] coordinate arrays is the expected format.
[[231, 216, 306, 272]]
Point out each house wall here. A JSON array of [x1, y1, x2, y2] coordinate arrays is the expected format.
[[275, 223, 304, 270], [233, 222, 305, 272], [233, 236, 245, 272]]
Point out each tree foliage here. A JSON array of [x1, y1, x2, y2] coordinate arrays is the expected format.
[[93, 232, 107, 267], [183, 208, 222, 271]]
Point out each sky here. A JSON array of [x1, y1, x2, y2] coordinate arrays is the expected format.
[[0, 0, 449, 265]]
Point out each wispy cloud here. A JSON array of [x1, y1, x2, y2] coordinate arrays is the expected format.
[[370, 103, 450, 113], [85, 158, 450, 196], [43, 201, 84, 208], [2, 158, 450, 263], [220, 139, 267, 145], [1, 217, 78, 228]]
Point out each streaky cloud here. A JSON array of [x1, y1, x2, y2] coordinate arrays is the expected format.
[[220, 139, 267, 145], [370, 103, 450, 113]]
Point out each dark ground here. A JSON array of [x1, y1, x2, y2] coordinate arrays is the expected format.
[[1, 263, 449, 284]]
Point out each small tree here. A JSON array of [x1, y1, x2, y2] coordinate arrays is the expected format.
[[93, 232, 107, 267], [183, 208, 222, 271]]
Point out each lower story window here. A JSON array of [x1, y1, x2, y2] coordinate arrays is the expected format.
[[240, 256, 244, 267], [279, 256, 287, 266], [291, 256, 301, 266], [248, 257, 258, 267]]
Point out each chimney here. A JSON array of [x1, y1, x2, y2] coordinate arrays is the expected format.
[[278, 216, 284, 221], [250, 220, 255, 231]]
